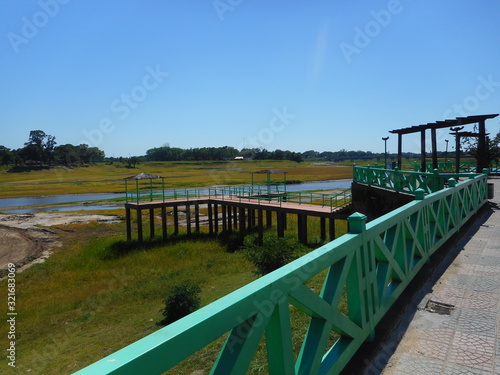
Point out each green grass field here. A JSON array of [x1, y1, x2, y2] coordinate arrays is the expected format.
[[0, 213, 348, 374], [0, 160, 354, 199], [0, 160, 358, 374]]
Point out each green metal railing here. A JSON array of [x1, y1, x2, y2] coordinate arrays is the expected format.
[[125, 178, 209, 204], [125, 179, 351, 212], [412, 160, 478, 173], [353, 165, 482, 194], [209, 186, 351, 212], [412, 160, 500, 174], [75, 173, 488, 375]]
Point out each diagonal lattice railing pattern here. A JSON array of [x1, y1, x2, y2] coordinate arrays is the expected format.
[[353, 165, 482, 194], [74, 174, 488, 375]]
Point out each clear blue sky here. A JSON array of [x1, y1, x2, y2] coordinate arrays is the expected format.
[[1, 0, 499, 157]]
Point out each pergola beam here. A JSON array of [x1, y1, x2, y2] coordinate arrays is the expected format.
[[389, 114, 498, 171]]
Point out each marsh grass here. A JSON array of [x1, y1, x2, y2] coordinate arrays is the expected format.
[[0, 160, 353, 198], [0, 158, 356, 374], [0, 220, 257, 374], [0, 211, 350, 374]]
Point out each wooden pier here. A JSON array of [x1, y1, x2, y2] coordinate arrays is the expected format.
[[125, 195, 351, 245]]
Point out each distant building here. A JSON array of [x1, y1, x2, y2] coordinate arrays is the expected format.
[[234, 156, 244, 160]]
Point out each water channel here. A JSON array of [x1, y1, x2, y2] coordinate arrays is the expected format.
[[0, 180, 352, 213]]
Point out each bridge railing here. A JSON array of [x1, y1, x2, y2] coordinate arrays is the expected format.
[[75, 173, 488, 375], [353, 165, 482, 194], [412, 160, 477, 172], [208, 186, 351, 211], [124, 178, 209, 204], [125, 179, 351, 211]]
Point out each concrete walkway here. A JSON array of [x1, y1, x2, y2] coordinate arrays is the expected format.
[[381, 176, 500, 375]]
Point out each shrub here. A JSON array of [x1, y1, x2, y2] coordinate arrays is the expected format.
[[217, 231, 245, 252], [159, 281, 202, 326], [244, 233, 307, 275]]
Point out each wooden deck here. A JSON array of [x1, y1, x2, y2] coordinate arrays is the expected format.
[[125, 195, 352, 244]]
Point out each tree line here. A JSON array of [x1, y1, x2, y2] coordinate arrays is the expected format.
[[0, 130, 105, 166], [145, 146, 304, 162], [144, 145, 412, 163], [4, 129, 498, 167]]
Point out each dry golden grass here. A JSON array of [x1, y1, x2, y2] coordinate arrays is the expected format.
[[0, 160, 353, 198]]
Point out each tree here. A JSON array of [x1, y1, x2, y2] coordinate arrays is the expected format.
[[54, 144, 80, 165], [126, 156, 141, 168], [21, 130, 56, 165], [462, 129, 500, 169], [54, 144, 105, 165], [159, 282, 201, 325], [44, 135, 57, 164], [0, 146, 14, 165]]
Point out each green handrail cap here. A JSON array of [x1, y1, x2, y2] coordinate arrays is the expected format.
[[348, 212, 367, 221]]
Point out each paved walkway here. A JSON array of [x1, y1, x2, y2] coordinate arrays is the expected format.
[[381, 177, 500, 375]]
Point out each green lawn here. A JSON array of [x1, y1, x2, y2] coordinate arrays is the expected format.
[[0, 211, 348, 374], [0, 160, 354, 198]]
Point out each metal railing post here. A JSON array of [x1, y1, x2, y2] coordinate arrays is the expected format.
[[135, 179, 139, 204]]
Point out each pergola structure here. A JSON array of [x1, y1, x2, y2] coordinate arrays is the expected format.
[[250, 169, 287, 195], [389, 114, 498, 173]]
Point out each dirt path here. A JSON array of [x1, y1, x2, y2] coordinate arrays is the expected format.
[[0, 212, 121, 276], [0, 226, 37, 268]]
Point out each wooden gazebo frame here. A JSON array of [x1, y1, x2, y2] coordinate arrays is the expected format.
[[389, 114, 498, 173]]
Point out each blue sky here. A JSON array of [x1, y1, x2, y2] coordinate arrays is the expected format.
[[1, 0, 499, 157]]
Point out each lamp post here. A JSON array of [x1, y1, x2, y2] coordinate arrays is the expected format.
[[382, 136, 389, 168], [450, 126, 464, 173], [445, 139, 449, 168]]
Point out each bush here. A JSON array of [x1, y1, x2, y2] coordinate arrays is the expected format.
[[159, 281, 202, 326], [217, 231, 245, 252], [244, 233, 307, 275]]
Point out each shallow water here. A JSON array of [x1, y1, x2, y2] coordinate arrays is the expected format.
[[0, 193, 126, 209], [2, 204, 122, 214], [0, 180, 352, 212]]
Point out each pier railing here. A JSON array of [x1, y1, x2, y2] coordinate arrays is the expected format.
[[125, 179, 351, 211], [412, 160, 500, 174], [353, 165, 483, 194], [76, 173, 488, 375], [208, 186, 351, 211], [412, 160, 477, 173]]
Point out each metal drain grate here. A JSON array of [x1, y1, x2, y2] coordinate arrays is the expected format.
[[425, 300, 455, 315]]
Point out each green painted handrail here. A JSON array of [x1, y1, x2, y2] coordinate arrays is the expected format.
[[75, 173, 488, 375], [353, 165, 481, 194], [125, 180, 351, 210]]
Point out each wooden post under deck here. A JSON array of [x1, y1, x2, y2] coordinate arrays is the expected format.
[[161, 206, 167, 241], [149, 208, 155, 239], [137, 209, 143, 242], [126, 207, 131, 241]]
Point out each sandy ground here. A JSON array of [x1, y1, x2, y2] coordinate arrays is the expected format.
[[0, 212, 121, 276]]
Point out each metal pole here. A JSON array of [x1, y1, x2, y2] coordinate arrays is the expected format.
[[450, 126, 464, 174], [162, 178, 165, 202], [445, 139, 449, 169], [135, 179, 139, 204], [382, 136, 389, 168]]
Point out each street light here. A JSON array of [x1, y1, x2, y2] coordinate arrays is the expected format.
[[382, 136, 389, 168], [450, 126, 464, 173], [445, 139, 449, 166]]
